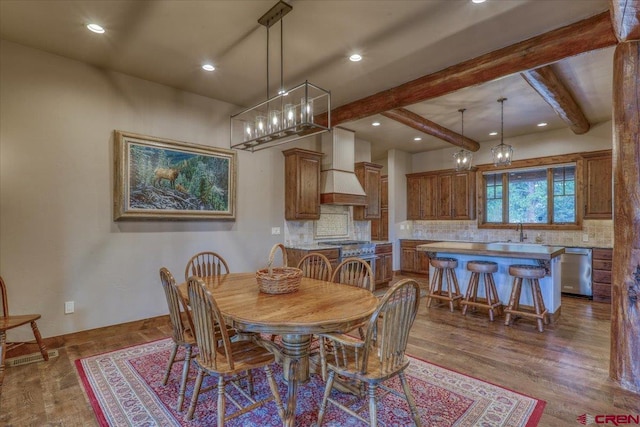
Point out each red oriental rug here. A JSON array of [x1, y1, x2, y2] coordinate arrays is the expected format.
[[76, 338, 545, 426]]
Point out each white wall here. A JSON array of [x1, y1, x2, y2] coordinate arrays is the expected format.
[[0, 41, 295, 340], [387, 149, 412, 270]]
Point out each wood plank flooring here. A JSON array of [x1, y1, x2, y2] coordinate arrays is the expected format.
[[1, 275, 638, 426]]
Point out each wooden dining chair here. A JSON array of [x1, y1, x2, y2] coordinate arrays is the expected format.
[[331, 257, 374, 292], [296, 252, 333, 282], [159, 267, 197, 412], [0, 275, 49, 394], [184, 251, 230, 281], [185, 276, 285, 424], [316, 279, 422, 427]]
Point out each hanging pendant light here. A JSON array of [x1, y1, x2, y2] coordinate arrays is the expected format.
[[453, 108, 473, 171], [491, 97, 513, 166], [230, 1, 331, 152]]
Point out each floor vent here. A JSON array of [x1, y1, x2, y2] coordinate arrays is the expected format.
[[5, 349, 59, 367]]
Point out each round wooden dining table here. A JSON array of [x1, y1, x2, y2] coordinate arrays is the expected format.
[[178, 272, 379, 427]]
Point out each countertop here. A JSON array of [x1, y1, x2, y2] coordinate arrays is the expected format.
[[284, 244, 340, 250], [401, 238, 610, 249], [416, 241, 565, 260]]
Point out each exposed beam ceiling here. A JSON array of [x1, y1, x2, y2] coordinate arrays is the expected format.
[[521, 65, 591, 134], [326, 12, 617, 127], [610, 0, 640, 41], [381, 108, 480, 151]]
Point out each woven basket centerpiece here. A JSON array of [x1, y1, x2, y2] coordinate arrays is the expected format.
[[256, 244, 302, 294]]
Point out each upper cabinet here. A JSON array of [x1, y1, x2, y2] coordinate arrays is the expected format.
[[354, 162, 382, 220], [407, 169, 476, 220], [371, 175, 389, 240], [583, 151, 612, 219], [283, 148, 322, 220]]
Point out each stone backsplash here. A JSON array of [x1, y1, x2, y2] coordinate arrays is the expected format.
[[403, 219, 613, 248]]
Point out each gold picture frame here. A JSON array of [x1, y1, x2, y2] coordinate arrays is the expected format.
[[114, 130, 236, 220]]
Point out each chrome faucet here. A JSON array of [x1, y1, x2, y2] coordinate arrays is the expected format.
[[516, 223, 527, 242]]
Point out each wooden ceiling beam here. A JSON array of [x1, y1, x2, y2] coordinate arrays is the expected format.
[[610, 0, 640, 41], [521, 65, 591, 134], [322, 12, 616, 127], [381, 108, 481, 151]]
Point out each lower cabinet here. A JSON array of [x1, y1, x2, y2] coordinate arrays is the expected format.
[[592, 248, 612, 303], [375, 243, 393, 288], [400, 240, 434, 279]]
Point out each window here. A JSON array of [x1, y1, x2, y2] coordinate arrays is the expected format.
[[483, 164, 576, 225]]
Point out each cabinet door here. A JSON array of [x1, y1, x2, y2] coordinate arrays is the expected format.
[[381, 176, 389, 208], [415, 250, 431, 276], [401, 248, 416, 273], [284, 149, 321, 220], [420, 175, 438, 219], [452, 171, 475, 219], [584, 154, 612, 219], [354, 163, 382, 220], [437, 173, 453, 218], [407, 176, 421, 220], [380, 208, 389, 240]]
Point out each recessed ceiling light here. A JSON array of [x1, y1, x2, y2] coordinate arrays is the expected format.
[[413, 137, 422, 141], [349, 54, 362, 62], [471, 0, 487, 3], [372, 121, 381, 126], [86, 23, 105, 34], [202, 64, 215, 71], [537, 122, 548, 127], [489, 131, 498, 136]]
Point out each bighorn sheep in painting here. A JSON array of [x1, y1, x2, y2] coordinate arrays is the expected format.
[[154, 167, 180, 188]]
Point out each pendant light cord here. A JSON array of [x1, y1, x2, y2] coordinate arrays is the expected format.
[[280, 17, 284, 93], [266, 26, 270, 99]]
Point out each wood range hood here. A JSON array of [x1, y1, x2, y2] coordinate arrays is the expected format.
[[320, 127, 367, 206]]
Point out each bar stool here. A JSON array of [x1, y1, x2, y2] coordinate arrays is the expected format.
[[426, 257, 462, 312], [461, 260, 502, 321], [504, 264, 549, 332]]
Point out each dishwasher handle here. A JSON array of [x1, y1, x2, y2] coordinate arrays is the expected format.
[[563, 247, 592, 256]]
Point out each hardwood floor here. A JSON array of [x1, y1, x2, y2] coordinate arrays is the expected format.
[[1, 275, 638, 426]]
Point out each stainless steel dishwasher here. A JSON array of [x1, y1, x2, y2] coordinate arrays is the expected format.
[[560, 247, 593, 297]]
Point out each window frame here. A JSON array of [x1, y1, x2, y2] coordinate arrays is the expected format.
[[476, 153, 584, 230]]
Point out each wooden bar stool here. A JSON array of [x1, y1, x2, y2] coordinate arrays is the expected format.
[[504, 264, 549, 332], [426, 257, 462, 312], [461, 260, 502, 321]]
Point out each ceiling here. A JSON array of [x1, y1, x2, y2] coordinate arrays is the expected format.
[[0, 0, 614, 160]]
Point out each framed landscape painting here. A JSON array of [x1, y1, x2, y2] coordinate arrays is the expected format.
[[114, 131, 236, 220]]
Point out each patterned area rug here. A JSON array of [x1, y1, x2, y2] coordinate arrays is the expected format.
[[76, 338, 544, 426]]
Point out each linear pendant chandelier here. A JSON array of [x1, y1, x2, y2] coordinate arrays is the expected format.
[[230, 1, 331, 152]]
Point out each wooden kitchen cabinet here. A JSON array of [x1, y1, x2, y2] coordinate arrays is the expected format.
[[592, 247, 612, 303], [583, 151, 612, 219], [407, 169, 475, 220], [400, 240, 434, 278], [283, 148, 322, 220], [285, 247, 340, 271], [354, 162, 383, 220], [371, 176, 388, 240], [374, 242, 393, 288]]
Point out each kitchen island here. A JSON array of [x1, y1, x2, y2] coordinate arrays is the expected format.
[[417, 242, 565, 318]]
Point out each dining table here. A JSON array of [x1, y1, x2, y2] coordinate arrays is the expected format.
[[178, 272, 379, 427]]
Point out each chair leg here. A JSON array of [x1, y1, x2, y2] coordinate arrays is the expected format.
[[217, 375, 225, 427], [319, 337, 328, 382], [186, 369, 205, 421], [176, 345, 192, 411], [317, 370, 336, 426], [30, 321, 48, 361], [264, 365, 285, 421], [399, 371, 421, 427], [504, 278, 521, 326], [426, 268, 441, 308], [163, 343, 179, 385], [0, 331, 6, 396], [462, 273, 478, 316], [368, 383, 378, 427]]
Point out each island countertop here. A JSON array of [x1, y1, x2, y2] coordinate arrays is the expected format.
[[416, 241, 565, 260]]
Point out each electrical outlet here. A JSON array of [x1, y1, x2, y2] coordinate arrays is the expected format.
[[271, 227, 281, 235], [64, 301, 74, 314], [582, 233, 589, 242]]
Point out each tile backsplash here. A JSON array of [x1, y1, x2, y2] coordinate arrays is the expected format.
[[285, 205, 370, 245], [403, 219, 613, 248]]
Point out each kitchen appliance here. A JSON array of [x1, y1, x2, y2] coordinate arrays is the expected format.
[[318, 240, 376, 277], [560, 247, 593, 297]]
